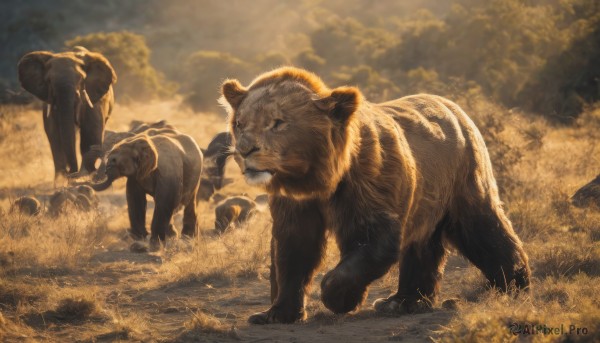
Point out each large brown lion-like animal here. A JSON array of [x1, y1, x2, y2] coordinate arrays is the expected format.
[[220, 67, 531, 324], [88, 132, 203, 249]]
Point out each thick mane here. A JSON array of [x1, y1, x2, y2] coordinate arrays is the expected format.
[[248, 67, 330, 96]]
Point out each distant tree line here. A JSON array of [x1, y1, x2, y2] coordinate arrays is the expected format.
[[1, 0, 598, 122]]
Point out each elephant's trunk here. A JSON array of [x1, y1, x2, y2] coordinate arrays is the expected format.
[[89, 166, 120, 191], [54, 84, 79, 174], [82, 145, 104, 173]]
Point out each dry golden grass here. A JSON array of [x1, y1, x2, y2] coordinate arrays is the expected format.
[[0, 97, 598, 342]]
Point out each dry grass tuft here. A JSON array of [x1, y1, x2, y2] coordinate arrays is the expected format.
[[53, 297, 98, 321], [0, 311, 38, 342], [441, 276, 600, 342], [175, 310, 240, 341], [98, 309, 150, 342], [185, 310, 228, 334], [534, 244, 600, 279], [148, 214, 271, 288], [0, 280, 48, 310], [0, 209, 112, 274]]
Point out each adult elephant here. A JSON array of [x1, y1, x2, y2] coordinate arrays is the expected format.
[[18, 48, 117, 181]]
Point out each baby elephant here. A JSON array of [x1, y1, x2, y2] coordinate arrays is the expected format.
[[214, 196, 257, 233], [89, 132, 203, 248], [76, 120, 177, 181]]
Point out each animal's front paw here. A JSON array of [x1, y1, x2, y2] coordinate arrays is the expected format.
[[373, 295, 432, 315], [247, 305, 306, 324], [320, 268, 367, 314]]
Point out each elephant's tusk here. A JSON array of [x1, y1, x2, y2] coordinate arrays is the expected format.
[[82, 89, 94, 108], [43, 103, 50, 119]]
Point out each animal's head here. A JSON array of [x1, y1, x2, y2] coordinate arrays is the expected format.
[[220, 67, 361, 198], [91, 135, 158, 191], [18, 49, 116, 110]]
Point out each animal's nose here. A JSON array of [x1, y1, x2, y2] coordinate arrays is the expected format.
[[236, 136, 259, 158]]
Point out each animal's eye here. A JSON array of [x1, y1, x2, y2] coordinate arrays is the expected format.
[[272, 119, 284, 131]]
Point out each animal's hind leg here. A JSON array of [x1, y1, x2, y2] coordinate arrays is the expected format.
[[181, 197, 198, 237], [374, 217, 448, 314], [446, 201, 530, 291]]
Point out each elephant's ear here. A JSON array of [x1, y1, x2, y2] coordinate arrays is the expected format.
[[17, 51, 53, 102], [132, 136, 158, 179], [82, 52, 117, 103]]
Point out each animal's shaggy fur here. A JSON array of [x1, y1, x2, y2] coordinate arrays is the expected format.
[[221, 67, 531, 324]]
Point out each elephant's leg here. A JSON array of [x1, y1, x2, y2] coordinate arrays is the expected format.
[[43, 106, 67, 180], [56, 108, 78, 174], [149, 182, 178, 250], [79, 107, 104, 172], [126, 178, 147, 240], [248, 197, 326, 324], [181, 196, 198, 237]]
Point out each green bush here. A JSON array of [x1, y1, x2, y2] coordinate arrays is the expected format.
[[518, 10, 600, 122], [65, 31, 175, 103], [180, 50, 254, 112], [311, 18, 396, 70]]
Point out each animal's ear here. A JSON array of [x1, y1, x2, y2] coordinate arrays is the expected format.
[[17, 51, 53, 102], [313, 86, 361, 123], [82, 52, 117, 103], [133, 137, 158, 179], [220, 79, 247, 110]]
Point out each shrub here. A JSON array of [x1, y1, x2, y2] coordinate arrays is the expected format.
[[180, 50, 253, 112]]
